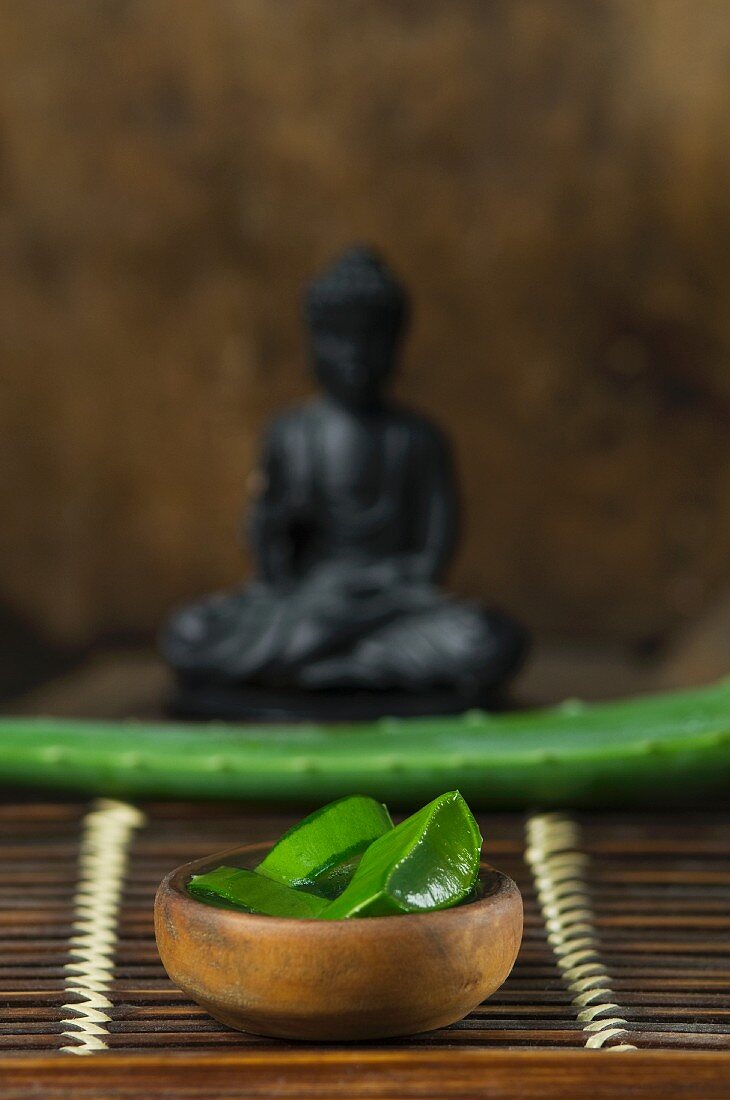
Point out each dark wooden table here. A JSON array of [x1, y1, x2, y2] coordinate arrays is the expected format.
[[0, 800, 728, 1097]]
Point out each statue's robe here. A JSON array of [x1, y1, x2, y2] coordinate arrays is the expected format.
[[161, 400, 525, 692]]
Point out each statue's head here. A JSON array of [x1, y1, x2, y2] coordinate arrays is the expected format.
[[303, 246, 408, 410]]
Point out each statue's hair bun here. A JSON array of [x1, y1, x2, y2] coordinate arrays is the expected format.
[[304, 245, 408, 328]]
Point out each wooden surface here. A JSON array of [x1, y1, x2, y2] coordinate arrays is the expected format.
[[3, 1, 730, 652], [0, 1051, 728, 1099], [0, 800, 728, 1097]]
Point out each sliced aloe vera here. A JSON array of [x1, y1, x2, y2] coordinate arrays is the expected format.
[[187, 865, 328, 918], [322, 790, 482, 920], [255, 794, 393, 895]]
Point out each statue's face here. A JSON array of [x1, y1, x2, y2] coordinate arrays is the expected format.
[[309, 305, 400, 410]]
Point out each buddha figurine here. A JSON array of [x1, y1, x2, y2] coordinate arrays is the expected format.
[[161, 247, 527, 718]]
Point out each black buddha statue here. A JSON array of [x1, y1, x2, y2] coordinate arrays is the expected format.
[[162, 247, 527, 719]]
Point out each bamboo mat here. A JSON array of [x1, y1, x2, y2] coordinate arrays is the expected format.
[[1, 799, 728, 1062]]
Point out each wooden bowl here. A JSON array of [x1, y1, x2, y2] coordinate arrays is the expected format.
[[154, 842, 523, 1042]]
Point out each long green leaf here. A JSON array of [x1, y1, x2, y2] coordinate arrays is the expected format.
[[1, 679, 729, 807]]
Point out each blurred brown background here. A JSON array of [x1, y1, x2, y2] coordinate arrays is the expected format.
[[2, 0, 730, 704]]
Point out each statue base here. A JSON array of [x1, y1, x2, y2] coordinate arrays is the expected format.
[[168, 680, 509, 723]]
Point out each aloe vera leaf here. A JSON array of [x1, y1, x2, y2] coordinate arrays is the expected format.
[[187, 865, 328, 918], [309, 854, 362, 900], [255, 795, 393, 892], [1, 680, 729, 807], [322, 791, 481, 919]]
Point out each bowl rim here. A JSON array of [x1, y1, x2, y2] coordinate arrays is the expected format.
[[157, 840, 520, 935]]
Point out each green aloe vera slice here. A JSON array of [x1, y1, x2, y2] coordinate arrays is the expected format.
[[187, 866, 328, 918], [322, 790, 482, 920], [255, 794, 393, 895]]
